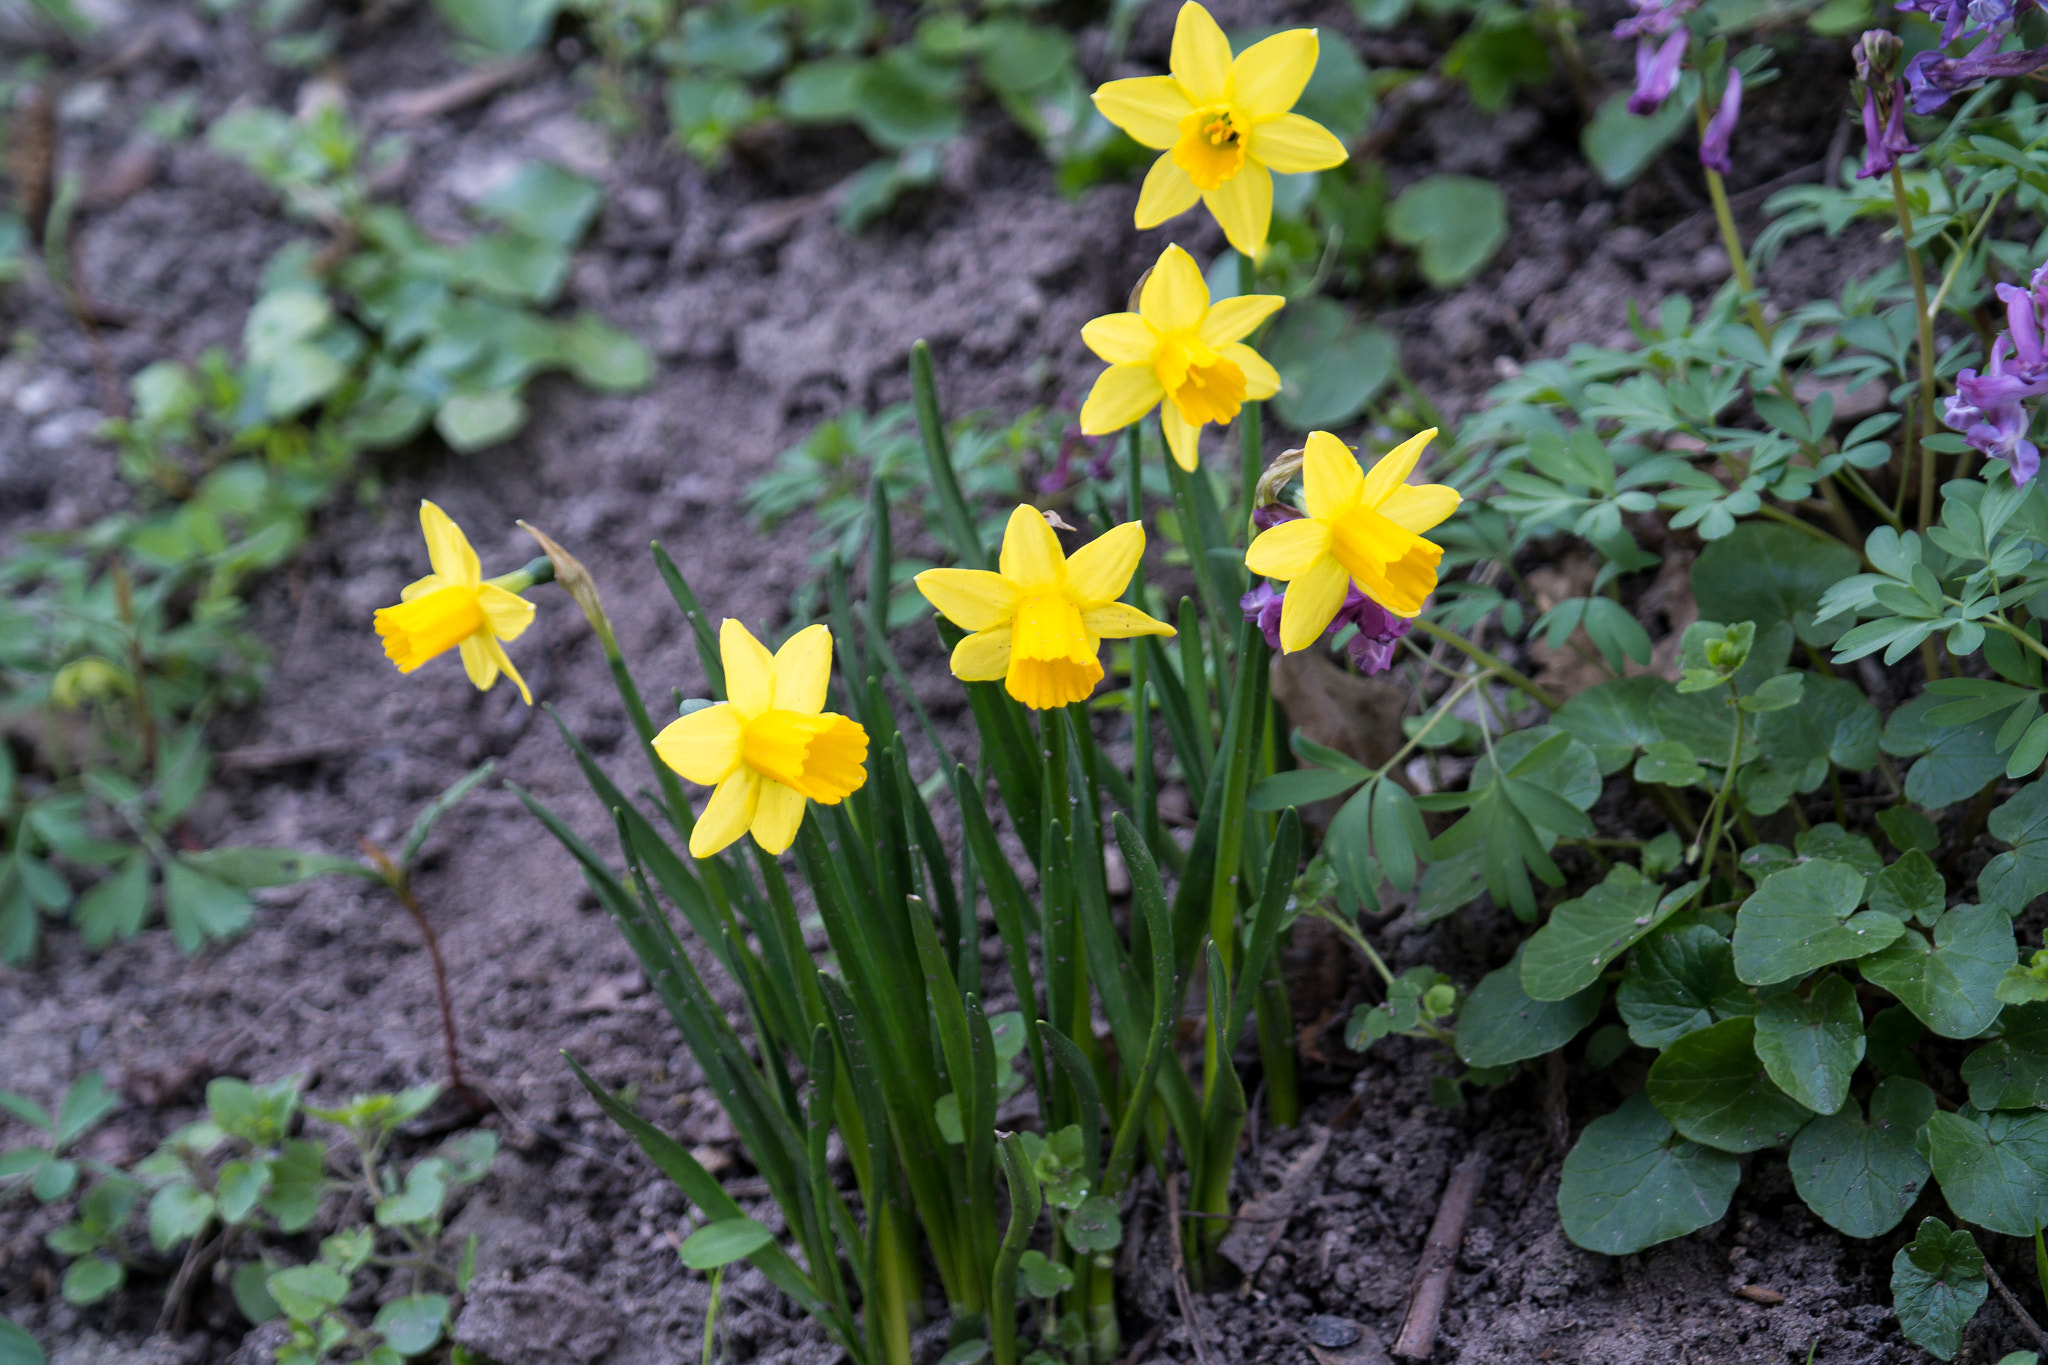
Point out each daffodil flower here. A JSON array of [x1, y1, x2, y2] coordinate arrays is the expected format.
[[1092, 1, 1348, 260], [375, 501, 537, 703], [915, 506, 1175, 710], [653, 621, 870, 858], [1079, 243, 1283, 471], [1244, 430, 1460, 651]]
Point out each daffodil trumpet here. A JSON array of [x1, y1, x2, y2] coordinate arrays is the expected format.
[[1080, 243, 1283, 472], [1092, 1, 1349, 260], [653, 620, 870, 858], [374, 501, 542, 704], [916, 505, 1175, 710], [1243, 429, 1461, 650]]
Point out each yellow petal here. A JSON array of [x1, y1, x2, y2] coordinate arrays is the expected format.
[[1202, 161, 1273, 260], [917, 568, 1020, 632], [1220, 341, 1280, 400], [477, 583, 536, 642], [1138, 244, 1209, 335], [419, 501, 480, 587], [749, 780, 808, 855], [1170, 1, 1233, 105], [1378, 483, 1462, 535], [1197, 293, 1284, 347], [1245, 517, 1331, 580], [690, 770, 760, 859], [1278, 554, 1349, 653], [1160, 404, 1203, 471], [1080, 364, 1165, 435], [1135, 153, 1202, 228], [1300, 430, 1365, 520], [952, 627, 1013, 681], [488, 636, 532, 705], [1080, 602, 1176, 638], [720, 618, 776, 717], [399, 573, 447, 603], [458, 634, 498, 692], [1250, 112, 1348, 174], [654, 703, 745, 785], [1351, 547, 1436, 619], [998, 504, 1066, 589], [1230, 30, 1318, 120], [772, 623, 833, 714], [1082, 312, 1158, 366], [1360, 428, 1439, 508], [1064, 521, 1147, 604], [1092, 75, 1192, 149]]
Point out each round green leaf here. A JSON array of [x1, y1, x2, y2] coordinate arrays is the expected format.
[[372, 1294, 450, 1354], [1882, 693, 2008, 809], [1553, 676, 1662, 776], [1788, 1076, 1934, 1238], [1580, 80, 1695, 187], [1891, 1217, 1987, 1360], [1753, 974, 1865, 1117], [61, 1256, 123, 1306], [1869, 849, 1946, 924], [1520, 867, 1669, 1001], [149, 1181, 217, 1253], [267, 1262, 350, 1322], [1924, 1109, 2048, 1237], [1859, 903, 2015, 1039], [231, 1259, 282, 1324], [475, 162, 602, 248], [435, 391, 527, 453], [852, 50, 963, 149], [1692, 523, 1859, 645], [1617, 923, 1755, 1048], [1645, 1017, 1811, 1152], [1982, 780, 2048, 913], [1731, 859, 1902, 987], [1262, 298, 1396, 431], [1963, 1003, 2048, 1110], [1063, 1194, 1123, 1253], [1557, 1093, 1739, 1254], [1017, 1248, 1074, 1298], [0, 1317, 43, 1365], [431, 0, 560, 53], [677, 1217, 774, 1270], [1386, 175, 1507, 287], [1454, 947, 1603, 1067], [562, 314, 653, 393]]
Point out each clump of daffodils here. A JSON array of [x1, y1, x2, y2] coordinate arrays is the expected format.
[[1092, 1, 1348, 260], [374, 501, 539, 703]]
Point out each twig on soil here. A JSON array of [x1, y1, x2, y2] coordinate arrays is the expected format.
[[1117, 1324, 1163, 1365], [1164, 1166, 1219, 1365], [156, 1224, 234, 1334], [1984, 1260, 2048, 1356], [371, 55, 541, 125], [362, 838, 488, 1114], [1392, 1154, 1488, 1360]]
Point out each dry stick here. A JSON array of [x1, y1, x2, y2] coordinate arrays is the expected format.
[[361, 838, 486, 1113], [1392, 1154, 1488, 1360], [1163, 1166, 1220, 1365], [1984, 1261, 2048, 1355]]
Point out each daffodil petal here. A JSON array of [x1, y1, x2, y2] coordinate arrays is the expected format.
[[1170, 1, 1233, 105], [477, 583, 536, 642], [654, 703, 744, 785], [419, 501, 481, 587], [1160, 404, 1204, 471], [1250, 112, 1348, 173], [399, 573, 447, 603], [1138, 244, 1210, 335], [1220, 342, 1280, 400], [690, 769, 760, 858], [1080, 602, 1176, 638], [1351, 553, 1432, 619], [1080, 364, 1165, 436], [1300, 430, 1365, 520], [771, 623, 834, 714], [1081, 312, 1157, 366], [1202, 161, 1273, 260], [488, 636, 532, 705], [749, 780, 808, 855], [917, 568, 1020, 632], [1378, 483, 1462, 535], [999, 504, 1066, 589], [1135, 154, 1202, 228], [1092, 75, 1192, 149], [951, 628, 1014, 682], [458, 634, 498, 691], [1064, 521, 1147, 604], [1245, 517, 1331, 580], [720, 618, 776, 717], [1359, 428, 1439, 509], [1230, 30, 1318, 121], [1278, 554, 1349, 652], [1196, 293, 1285, 347]]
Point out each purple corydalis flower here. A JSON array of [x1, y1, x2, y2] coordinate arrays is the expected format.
[[1905, 35, 2048, 112], [1251, 502, 1304, 534], [1614, 0, 1698, 40], [1239, 580, 1412, 674], [1856, 77, 1917, 178], [1699, 68, 1741, 174], [1943, 383, 2041, 485], [1630, 30, 1690, 114]]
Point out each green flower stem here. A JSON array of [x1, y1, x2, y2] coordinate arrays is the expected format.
[[1889, 166, 1941, 539], [1369, 669, 1489, 783], [485, 556, 556, 594], [1257, 972, 1299, 1128], [1696, 88, 1767, 341], [1686, 679, 1747, 877], [1928, 182, 2007, 320], [1409, 618, 1560, 710]]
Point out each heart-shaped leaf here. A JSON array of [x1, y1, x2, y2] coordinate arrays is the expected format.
[[1732, 859, 1902, 986], [1788, 1076, 1934, 1238], [1645, 1016, 1812, 1152], [1557, 1093, 1739, 1254]]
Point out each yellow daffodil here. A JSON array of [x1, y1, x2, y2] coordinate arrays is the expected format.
[[1079, 243, 1283, 472], [1244, 430, 1460, 651], [1092, 1, 1348, 259], [653, 620, 869, 858], [374, 501, 537, 703], [915, 506, 1175, 710]]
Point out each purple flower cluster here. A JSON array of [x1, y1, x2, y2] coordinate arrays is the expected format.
[[1612, 0, 1741, 176], [1897, 0, 2048, 112], [1854, 33, 1918, 178], [1942, 263, 2048, 484], [1241, 504, 1410, 674]]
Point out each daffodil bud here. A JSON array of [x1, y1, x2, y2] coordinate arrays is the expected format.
[[519, 521, 617, 660]]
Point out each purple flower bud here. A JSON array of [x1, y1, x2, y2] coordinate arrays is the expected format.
[[1239, 580, 1413, 673], [1614, 0, 1699, 40], [1855, 77, 1918, 178], [1855, 28, 1905, 83], [1250, 502, 1305, 534], [1699, 68, 1741, 175], [1239, 582, 1286, 652], [1629, 30, 1690, 114]]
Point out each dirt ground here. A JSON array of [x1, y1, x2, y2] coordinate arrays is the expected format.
[[2, 1, 2037, 1361]]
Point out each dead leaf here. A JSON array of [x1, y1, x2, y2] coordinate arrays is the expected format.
[[1270, 651, 1407, 777]]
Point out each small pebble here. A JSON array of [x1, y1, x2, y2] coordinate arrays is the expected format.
[[1306, 1315, 1362, 1348]]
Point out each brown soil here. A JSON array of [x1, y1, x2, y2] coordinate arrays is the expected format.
[[1, 1, 2033, 1362]]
